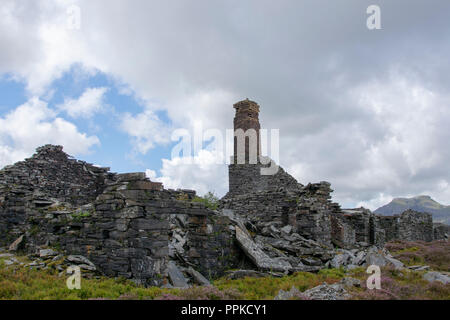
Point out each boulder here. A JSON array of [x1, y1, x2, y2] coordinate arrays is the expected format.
[[384, 256, 405, 270], [303, 282, 350, 300], [423, 271, 450, 285], [274, 286, 308, 300], [235, 226, 292, 272], [78, 264, 96, 271], [301, 257, 323, 267], [351, 250, 366, 266], [66, 255, 96, 270], [39, 249, 58, 258], [339, 277, 361, 288], [116, 172, 147, 182], [365, 250, 404, 270], [167, 261, 190, 288], [187, 267, 211, 286], [280, 225, 293, 235], [330, 253, 350, 268]]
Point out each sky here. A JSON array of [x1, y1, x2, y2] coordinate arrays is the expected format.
[[0, 0, 450, 209]]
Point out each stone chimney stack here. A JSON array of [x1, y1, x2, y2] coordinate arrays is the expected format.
[[233, 99, 261, 164]]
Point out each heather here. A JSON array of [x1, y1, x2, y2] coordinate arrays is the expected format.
[[386, 240, 450, 271], [348, 266, 450, 300], [1, 240, 449, 300], [0, 255, 341, 300]]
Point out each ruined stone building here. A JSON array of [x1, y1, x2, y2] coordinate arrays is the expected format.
[[0, 99, 448, 287]]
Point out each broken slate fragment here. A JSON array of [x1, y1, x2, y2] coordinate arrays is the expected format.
[[66, 255, 96, 270], [423, 271, 450, 285], [235, 226, 292, 272], [168, 261, 190, 288], [187, 267, 211, 286], [39, 249, 58, 258]]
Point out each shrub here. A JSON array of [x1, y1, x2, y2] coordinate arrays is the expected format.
[[192, 192, 219, 210]]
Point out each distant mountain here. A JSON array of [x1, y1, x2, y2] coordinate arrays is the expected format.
[[374, 195, 450, 225]]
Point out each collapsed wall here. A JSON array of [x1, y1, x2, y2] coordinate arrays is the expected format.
[[0, 145, 239, 286], [221, 181, 338, 246], [0, 145, 114, 246], [333, 208, 443, 246], [0, 145, 114, 206], [397, 209, 433, 242], [224, 99, 444, 250], [433, 223, 450, 241]]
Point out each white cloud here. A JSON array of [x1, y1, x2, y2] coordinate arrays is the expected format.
[[146, 150, 228, 197], [120, 109, 171, 154], [0, 97, 99, 168], [58, 87, 108, 118], [286, 74, 450, 209], [0, 0, 92, 96]]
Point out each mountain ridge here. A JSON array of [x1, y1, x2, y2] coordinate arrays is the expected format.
[[374, 195, 450, 225]]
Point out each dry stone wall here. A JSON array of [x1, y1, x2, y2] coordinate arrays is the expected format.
[[0, 145, 114, 206], [226, 161, 303, 197], [433, 223, 450, 240], [0, 146, 239, 286], [397, 209, 433, 242], [221, 181, 341, 246]]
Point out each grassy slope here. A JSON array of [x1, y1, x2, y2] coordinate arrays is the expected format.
[[1, 240, 449, 300]]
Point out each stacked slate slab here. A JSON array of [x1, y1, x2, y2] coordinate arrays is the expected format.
[[0, 145, 239, 286]]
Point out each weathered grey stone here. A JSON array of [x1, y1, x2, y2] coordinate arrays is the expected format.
[[433, 223, 450, 240], [40, 249, 58, 258], [330, 253, 350, 268], [423, 271, 450, 284], [351, 250, 366, 266], [398, 210, 433, 242], [281, 225, 293, 234], [408, 265, 430, 271], [235, 226, 291, 272], [340, 277, 361, 288], [127, 180, 163, 191], [66, 255, 96, 269], [274, 286, 307, 300], [78, 264, 96, 271], [117, 172, 147, 182], [364, 249, 404, 270], [384, 255, 405, 270], [303, 282, 350, 300], [301, 257, 323, 267], [187, 267, 211, 286], [167, 261, 189, 288]]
